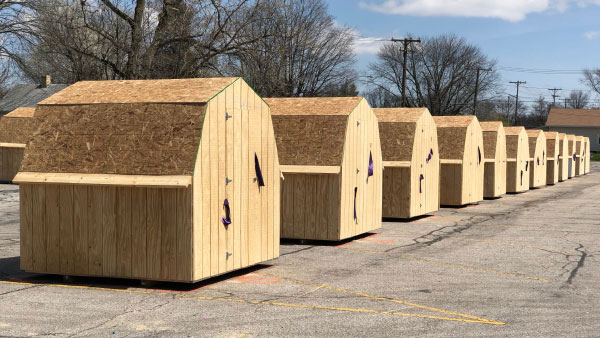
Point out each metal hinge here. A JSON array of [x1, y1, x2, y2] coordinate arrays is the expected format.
[[225, 112, 232, 120], [226, 177, 232, 185], [357, 121, 360, 126], [226, 252, 232, 260]]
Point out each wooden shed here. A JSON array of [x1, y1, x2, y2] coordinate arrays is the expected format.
[[567, 134, 577, 178], [374, 108, 439, 219], [266, 97, 382, 241], [573, 135, 585, 176], [433, 116, 484, 206], [526, 130, 547, 188], [584, 137, 591, 174], [0, 107, 37, 182], [15, 78, 280, 283], [557, 133, 569, 181], [544, 131, 560, 185], [503, 127, 530, 193], [480, 121, 506, 198]]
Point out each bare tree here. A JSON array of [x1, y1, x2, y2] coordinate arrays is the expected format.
[[568, 90, 589, 109], [366, 34, 499, 115], [227, 0, 356, 97], [14, 0, 268, 81], [583, 68, 600, 96]]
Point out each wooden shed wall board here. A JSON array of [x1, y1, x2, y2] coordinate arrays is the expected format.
[[20, 184, 193, 282], [0, 146, 24, 182], [501, 127, 530, 193], [574, 136, 584, 176], [191, 80, 280, 280], [376, 108, 439, 218], [527, 131, 547, 188], [584, 137, 590, 174], [436, 117, 484, 205], [544, 132, 560, 185], [557, 134, 569, 181], [481, 123, 507, 198]]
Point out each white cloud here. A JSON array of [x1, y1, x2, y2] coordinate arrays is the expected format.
[[354, 37, 388, 55], [584, 31, 600, 39], [358, 0, 600, 22]]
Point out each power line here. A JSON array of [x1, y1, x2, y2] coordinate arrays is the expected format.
[[390, 37, 421, 107], [548, 88, 561, 106], [509, 81, 526, 123]]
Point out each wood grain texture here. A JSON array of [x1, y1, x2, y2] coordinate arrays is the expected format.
[[505, 127, 530, 193]]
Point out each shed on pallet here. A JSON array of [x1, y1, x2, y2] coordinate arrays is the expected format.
[[557, 133, 569, 181], [584, 137, 591, 174], [503, 127, 530, 193], [544, 131, 560, 185], [266, 97, 382, 241], [480, 121, 506, 198], [15, 78, 280, 283], [567, 134, 577, 178], [573, 135, 585, 176], [433, 116, 484, 206], [374, 108, 439, 219], [0, 107, 37, 182], [526, 130, 547, 188]]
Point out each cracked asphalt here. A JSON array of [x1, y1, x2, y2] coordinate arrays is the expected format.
[[0, 163, 599, 337]]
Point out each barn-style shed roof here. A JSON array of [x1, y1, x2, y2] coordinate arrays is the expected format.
[[0, 107, 37, 144], [480, 121, 503, 160], [266, 97, 363, 166], [374, 107, 432, 162], [433, 115, 478, 160], [20, 78, 241, 176]]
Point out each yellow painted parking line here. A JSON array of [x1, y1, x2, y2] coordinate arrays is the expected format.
[[342, 247, 549, 283], [264, 274, 504, 325], [0, 279, 503, 325], [452, 237, 576, 255]]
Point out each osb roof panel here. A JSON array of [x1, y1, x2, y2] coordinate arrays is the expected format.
[[526, 130, 542, 138], [437, 127, 466, 160], [5, 107, 35, 118], [39, 78, 238, 105], [433, 115, 475, 128], [378, 120, 416, 161], [482, 131, 498, 159], [20, 103, 205, 175], [479, 121, 502, 132], [373, 107, 427, 122], [504, 126, 525, 136], [545, 131, 559, 140], [0, 111, 38, 144], [545, 108, 600, 127], [265, 97, 362, 116], [271, 115, 347, 166]]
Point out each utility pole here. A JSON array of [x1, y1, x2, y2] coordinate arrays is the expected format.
[[548, 88, 561, 107], [391, 37, 421, 107], [473, 68, 491, 115], [563, 98, 570, 108], [509, 81, 526, 125]]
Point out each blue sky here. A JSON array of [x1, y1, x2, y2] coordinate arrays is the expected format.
[[325, 0, 600, 104]]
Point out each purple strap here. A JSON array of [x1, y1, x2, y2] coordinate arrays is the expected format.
[[478, 147, 481, 164], [419, 174, 424, 193], [537, 157, 539, 166], [573, 154, 576, 161], [368, 152, 373, 177], [526, 161, 529, 171], [254, 153, 265, 187], [520, 170, 523, 185], [426, 148, 433, 163], [221, 199, 231, 225], [353, 187, 358, 222]]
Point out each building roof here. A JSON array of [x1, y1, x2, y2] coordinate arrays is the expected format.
[[0, 84, 68, 115], [479, 121, 503, 132], [545, 108, 600, 127], [433, 115, 476, 128], [40, 78, 238, 105], [0, 107, 38, 144], [373, 107, 427, 123], [19, 78, 244, 176], [265, 97, 362, 116]]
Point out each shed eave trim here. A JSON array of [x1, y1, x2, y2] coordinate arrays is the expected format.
[[0, 143, 26, 148], [280, 165, 341, 174], [383, 161, 411, 168], [13, 172, 192, 188]]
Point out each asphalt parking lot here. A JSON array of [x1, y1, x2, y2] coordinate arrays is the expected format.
[[0, 163, 599, 337]]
